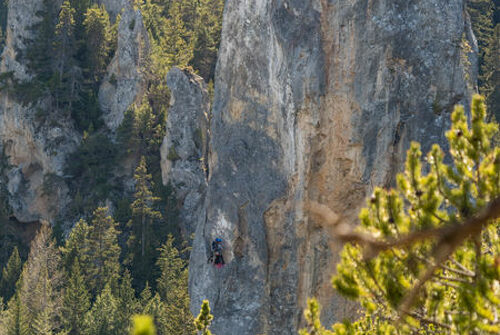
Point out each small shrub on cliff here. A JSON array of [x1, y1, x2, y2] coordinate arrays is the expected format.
[[194, 300, 214, 335]]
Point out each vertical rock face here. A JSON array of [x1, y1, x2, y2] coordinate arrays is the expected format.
[[160, 68, 209, 238], [99, 2, 149, 131], [0, 0, 78, 223], [189, 1, 476, 334]]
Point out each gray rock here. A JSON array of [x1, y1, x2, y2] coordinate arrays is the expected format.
[[189, 1, 477, 334], [99, 2, 149, 131], [101, 0, 127, 20], [0, 0, 78, 223], [160, 67, 209, 238]]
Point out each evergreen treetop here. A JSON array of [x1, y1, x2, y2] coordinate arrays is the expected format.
[[194, 300, 214, 335], [0, 247, 22, 302]]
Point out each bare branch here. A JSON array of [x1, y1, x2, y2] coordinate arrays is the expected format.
[[307, 196, 500, 321], [307, 196, 500, 259]]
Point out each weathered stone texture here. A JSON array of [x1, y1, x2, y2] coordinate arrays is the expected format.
[[0, 0, 78, 223], [0, 0, 144, 222], [160, 67, 209, 238], [188, 1, 476, 334], [99, 2, 149, 131]]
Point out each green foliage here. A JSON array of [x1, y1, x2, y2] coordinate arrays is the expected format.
[[131, 315, 156, 335], [86, 207, 121, 295], [117, 269, 139, 332], [0, 0, 7, 50], [299, 299, 334, 335], [53, 0, 77, 112], [82, 283, 120, 335], [83, 5, 112, 83], [0, 247, 22, 302], [62, 259, 90, 335], [485, 24, 500, 121], [467, 0, 499, 120], [0, 292, 28, 335], [194, 300, 214, 335], [118, 99, 166, 160], [16, 223, 62, 335], [65, 132, 118, 216], [190, 0, 224, 81], [166, 146, 180, 161], [127, 157, 162, 287], [326, 95, 500, 333], [156, 235, 194, 335], [21, 0, 58, 101], [61, 219, 90, 272]]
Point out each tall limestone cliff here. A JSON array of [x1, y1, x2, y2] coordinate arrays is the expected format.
[[188, 1, 477, 334]]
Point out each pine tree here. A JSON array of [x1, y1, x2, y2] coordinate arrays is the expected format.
[[485, 24, 500, 121], [308, 95, 500, 333], [23, 0, 57, 93], [126, 99, 165, 158], [116, 269, 138, 333], [31, 309, 54, 335], [190, 0, 224, 81], [0, 247, 22, 302], [156, 235, 186, 304], [468, 0, 494, 74], [82, 283, 120, 335], [87, 207, 121, 295], [467, 0, 499, 119], [156, 235, 195, 335], [61, 219, 90, 273], [61, 259, 90, 335], [149, 0, 192, 77], [83, 4, 112, 83], [54, 1, 77, 111], [141, 293, 166, 335], [127, 157, 161, 285], [17, 223, 62, 335], [299, 299, 334, 335], [194, 300, 214, 335], [139, 282, 152, 309], [0, 291, 29, 335]]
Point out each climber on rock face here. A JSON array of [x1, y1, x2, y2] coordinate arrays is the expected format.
[[208, 237, 225, 268]]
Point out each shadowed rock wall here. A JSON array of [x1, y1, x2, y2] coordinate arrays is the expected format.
[[188, 1, 477, 334], [160, 67, 209, 238]]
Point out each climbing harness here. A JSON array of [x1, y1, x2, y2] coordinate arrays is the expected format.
[[208, 238, 225, 268]]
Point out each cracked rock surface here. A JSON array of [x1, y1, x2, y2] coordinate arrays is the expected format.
[[188, 1, 476, 334]]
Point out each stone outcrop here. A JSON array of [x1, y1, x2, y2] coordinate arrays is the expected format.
[[0, 0, 78, 223], [188, 1, 476, 334], [0, 0, 146, 223], [160, 67, 209, 238], [101, 0, 127, 20], [99, 2, 149, 131]]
